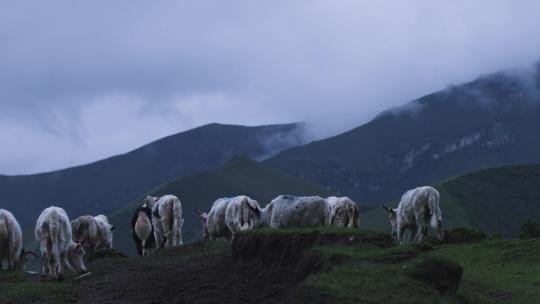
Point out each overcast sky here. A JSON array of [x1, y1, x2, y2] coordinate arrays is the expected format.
[[1, 1, 540, 175]]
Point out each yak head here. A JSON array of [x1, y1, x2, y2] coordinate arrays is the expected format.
[[245, 199, 263, 228], [382, 205, 398, 237], [195, 208, 209, 240], [66, 242, 86, 274]]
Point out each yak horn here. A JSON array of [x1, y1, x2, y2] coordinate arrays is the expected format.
[[246, 201, 260, 215], [382, 205, 394, 213]]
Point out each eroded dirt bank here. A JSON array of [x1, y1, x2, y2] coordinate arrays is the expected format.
[[75, 240, 332, 304]]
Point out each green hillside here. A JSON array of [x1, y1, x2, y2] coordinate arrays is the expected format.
[[109, 157, 334, 255], [363, 164, 540, 238]]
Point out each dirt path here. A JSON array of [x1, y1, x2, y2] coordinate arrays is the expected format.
[[75, 242, 328, 304]]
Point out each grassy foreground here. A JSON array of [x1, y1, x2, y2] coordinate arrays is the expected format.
[[428, 239, 540, 303], [1, 229, 539, 304], [304, 236, 540, 304], [0, 271, 74, 304], [234, 227, 540, 303]]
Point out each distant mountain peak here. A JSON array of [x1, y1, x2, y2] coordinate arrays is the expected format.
[[266, 62, 540, 203]]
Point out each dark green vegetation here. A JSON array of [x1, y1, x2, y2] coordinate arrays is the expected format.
[[0, 123, 303, 228], [438, 165, 540, 238], [444, 227, 487, 244], [427, 239, 540, 304], [234, 228, 458, 303], [2, 229, 539, 304], [267, 66, 540, 204], [110, 157, 333, 255], [306, 238, 540, 304], [520, 220, 540, 239], [238, 228, 540, 304], [241, 228, 540, 304], [363, 164, 540, 238]]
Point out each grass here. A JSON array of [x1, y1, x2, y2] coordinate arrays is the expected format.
[[315, 243, 420, 262], [3, 231, 539, 304], [0, 271, 74, 304], [303, 235, 540, 304], [426, 239, 540, 304], [305, 264, 455, 304], [305, 241, 458, 303]]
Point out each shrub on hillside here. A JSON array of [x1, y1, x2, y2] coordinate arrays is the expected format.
[[444, 227, 486, 244], [519, 220, 540, 239]]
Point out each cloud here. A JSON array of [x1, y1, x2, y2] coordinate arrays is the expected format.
[[1, 0, 540, 174]]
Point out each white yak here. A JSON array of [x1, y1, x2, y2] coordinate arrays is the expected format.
[[257, 195, 328, 228], [71, 214, 115, 252], [326, 196, 360, 228], [0, 209, 37, 270], [35, 206, 86, 281], [196, 197, 232, 241], [383, 186, 443, 243], [147, 195, 184, 248], [224, 195, 261, 239]]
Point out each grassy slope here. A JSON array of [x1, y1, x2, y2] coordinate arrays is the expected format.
[[236, 228, 540, 303], [306, 238, 540, 304], [363, 165, 540, 238], [109, 157, 334, 255], [301, 233, 540, 304], [428, 239, 540, 303]]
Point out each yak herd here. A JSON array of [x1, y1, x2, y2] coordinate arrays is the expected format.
[[0, 185, 443, 282]]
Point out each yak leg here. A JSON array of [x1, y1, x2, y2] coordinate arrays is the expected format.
[[417, 226, 428, 242], [437, 220, 444, 241], [57, 251, 67, 281], [409, 224, 418, 242], [48, 253, 58, 282], [40, 253, 50, 282], [398, 224, 407, 244]]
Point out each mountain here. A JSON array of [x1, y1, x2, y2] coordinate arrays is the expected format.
[[109, 157, 333, 255], [266, 64, 540, 203], [0, 123, 305, 228], [363, 164, 540, 238]]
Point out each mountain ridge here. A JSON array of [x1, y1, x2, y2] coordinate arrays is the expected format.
[[266, 64, 540, 203], [0, 122, 305, 227]]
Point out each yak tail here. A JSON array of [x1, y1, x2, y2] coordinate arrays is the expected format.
[[241, 197, 256, 230], [87, 221, 98, 248], [352, 205, 360, 228], [172, 198, 183, 246], [428, 190, 442, 229], [47, 220, 61, 261], [0, 216, 8, 243]]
